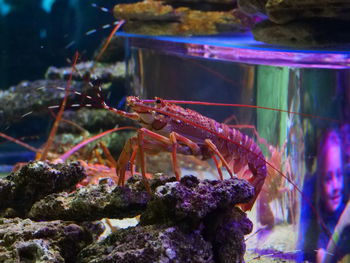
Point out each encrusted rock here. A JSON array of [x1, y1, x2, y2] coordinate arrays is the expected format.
[[238, 0, 267, 15], [204, 207, 253, 263], [265, 0, 350, 24], [2, 170, 255, 262], [238, 0, 350, 24], [0, 79, 84, 129], [77, 225, 214, 263], [253, 18, 350, 47], [141, 175, 254, 226], [0, 161, 86, 216], [28, 176, 157, 221], [136, 175, 254, 262], [46, 61, 125, 83], [113, 1, 252, 35], [58, 108, 136, 134], [0, 217, 103, 263], [240, 0, 350, 46]]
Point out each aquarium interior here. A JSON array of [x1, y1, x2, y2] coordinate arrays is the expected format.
[[0, 1, 350, 262]]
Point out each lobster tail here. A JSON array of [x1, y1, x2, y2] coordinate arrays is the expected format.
[[240, 165, 267, 211]]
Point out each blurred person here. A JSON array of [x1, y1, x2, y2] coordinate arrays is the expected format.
[[299, 129, 349, 262]]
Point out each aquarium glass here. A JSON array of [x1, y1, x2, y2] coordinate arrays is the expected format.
[[125, 33, 350, 262]]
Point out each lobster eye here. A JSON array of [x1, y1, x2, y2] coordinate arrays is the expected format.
[[156, 99, 161, 104]]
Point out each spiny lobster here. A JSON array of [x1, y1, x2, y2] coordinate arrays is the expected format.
[[102, 96, 267, 211]]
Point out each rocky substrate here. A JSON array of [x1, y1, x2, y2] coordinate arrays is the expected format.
[[0, 161, 255, 262], [238, 0, 350, 47], [0, 61, 135, 164]]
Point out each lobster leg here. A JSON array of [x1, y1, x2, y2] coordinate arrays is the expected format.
[[211, 155, 224, 180], [137, 128, 201, 181], [169, 132, 201, 180], [204, 139, 234, 179], [117, 144, 138, 186], [117, 127, 203, 190], [137, 131, 151, 193], [116, 137, 138, 186]]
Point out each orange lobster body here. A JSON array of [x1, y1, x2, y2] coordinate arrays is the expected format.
[[107, 96, 267, 211]]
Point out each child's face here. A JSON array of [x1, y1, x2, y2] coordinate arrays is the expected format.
[[321, 144, 343, 213]]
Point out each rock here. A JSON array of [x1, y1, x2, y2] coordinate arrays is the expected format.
[[46, 61, 125, 84], [57, 108, 137, 134], [240, 0, 350, 46], [0, 179, 14, 209], [0, 62, 127, 138], [238, 0, 267, 15], [93, 37, 126, 63], [137, 175, 254, 262], [0, 161, 86, 216], [140, 175, 254, 226], [77, 225, 214, 263], [265, 0, 350, 24], [74, 175, 254, 263], [113, 1, 252, 35], [28, 176, 157, 221], [238, 0, 350, 24], [0, 217, 103, 263], [204, 207, 253, 263], [0, 79, 84, 130], [252, 18, 350, 47], [2, 169, 255, 262]]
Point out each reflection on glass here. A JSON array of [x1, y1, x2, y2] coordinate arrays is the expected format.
[[299, 129, 350, 262]]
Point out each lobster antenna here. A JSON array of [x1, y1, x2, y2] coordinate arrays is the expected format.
[[94, 20, 125, 62], [142, 99, 341, 123], [39, 52, 79, 160], [91, 3, 112, 13], [58, 126, 137, 162]]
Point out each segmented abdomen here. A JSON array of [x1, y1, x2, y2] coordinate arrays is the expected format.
[[212, 123, 267, 210]]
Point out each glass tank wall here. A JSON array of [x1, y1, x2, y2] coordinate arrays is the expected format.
[[124, 34, 350, 262]]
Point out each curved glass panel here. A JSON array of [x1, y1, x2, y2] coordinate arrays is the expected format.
[[120, 32, 350, 69]]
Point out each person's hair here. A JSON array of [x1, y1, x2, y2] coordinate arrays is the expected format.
[[317, 129, 342, 174]]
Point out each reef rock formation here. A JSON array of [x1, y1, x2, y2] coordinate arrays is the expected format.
[[28, 176, 154, 221], [252, 18, 350, 47], [0, 161, 86, 217], [239, 0, 350, 46], [46, 61, 125, 84], [141, 175, 253, 225], [0, 160, 255, 262], [239, 0, 350, 24], [0, 217, 103, 263], [113, 0, 253, 35], [139, 175, 254, 263], [0, 79, 84, 128], [77, 225, 214, 263]]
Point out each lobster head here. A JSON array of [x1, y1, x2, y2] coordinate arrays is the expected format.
[[126, 96, 170, 130]]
